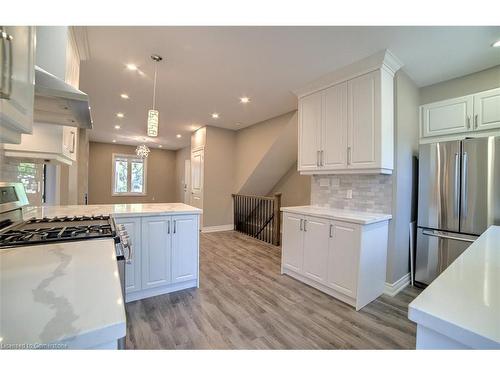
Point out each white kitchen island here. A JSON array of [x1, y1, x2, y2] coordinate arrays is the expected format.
[[23, 203, 203, 302], [408, 226, 500, 349], [0, 239, 125, 349]]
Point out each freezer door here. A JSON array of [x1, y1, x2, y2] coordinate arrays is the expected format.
[[461, 136, 500, 235], [414, 228, 476, 286], [417, 141, 461, 232]]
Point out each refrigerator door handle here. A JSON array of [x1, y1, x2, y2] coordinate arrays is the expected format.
[[454, 152, 460, 217], [462, 151, 468, 218], [422, 229, 475, 243]]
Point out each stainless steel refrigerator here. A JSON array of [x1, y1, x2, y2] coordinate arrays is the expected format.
[[415, 136, 500, 286]]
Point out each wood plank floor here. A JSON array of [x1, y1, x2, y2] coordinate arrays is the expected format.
[[125, 231, 421, 349]]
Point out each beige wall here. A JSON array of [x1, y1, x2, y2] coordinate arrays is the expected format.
[[386, 70, 420, 284], [203, 126, 236, 227], [270, 162, 310, 207], [174, 146, 191, 203], [88, 141, 176, 204], [420, 64, 500, 104]]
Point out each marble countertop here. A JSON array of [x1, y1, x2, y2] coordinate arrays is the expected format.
[[0, 239, 126, 349], [23, 203, 202, 220], [408, 225, 500, 349], [281, 205, 392, 225]]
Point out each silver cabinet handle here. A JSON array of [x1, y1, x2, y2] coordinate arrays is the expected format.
[[5, 32, 12, 98], [299, 219, 303, 231], [70, 131, 76, 153], [0, 30, 5, 97], [466, 115, 471, 129], [462, 152, 468, 218], [422, 230, 475, 243], [125, 241, 133, 264], [474, 114, 478, 128], [167, 220, 170, 234], [347, 146, 352, 165], [303, 220, 307, 232], [316, 150, 320, 167], [329, 224, 333, 238], [173, 219, 176, 234], [454, 152, 460, 217], [0, 29, 11, 99], [320, 150, 324, 166]]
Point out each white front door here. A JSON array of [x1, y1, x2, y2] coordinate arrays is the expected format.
[[183, 159, 191, 204]]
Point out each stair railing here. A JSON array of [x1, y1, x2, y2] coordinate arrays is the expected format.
[[231, 193, 282, 246]]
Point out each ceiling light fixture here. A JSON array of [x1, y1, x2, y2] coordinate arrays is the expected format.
[[120, 93, 129, 99], [126, 63, 138, 71], [114, 125, 121, 129], [492, 40, 500, 47], [159, 145, 163, 148], [136, 144, 151, 159], [147, 54, 163, 137], [176, 134, 182, 138], [112, 140, 116, 143], [116, 112, 124, 118], [211, 113, 219, 119], [240, 97, 250, 103]]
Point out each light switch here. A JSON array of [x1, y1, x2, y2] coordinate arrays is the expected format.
[[319, 178, 330, 188]]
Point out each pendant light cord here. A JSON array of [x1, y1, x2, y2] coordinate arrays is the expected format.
[[152, 62, 158, 110]]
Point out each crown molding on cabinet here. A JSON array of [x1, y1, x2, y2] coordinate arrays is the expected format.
[[294, 49, 404, 98], [70, 26, 91, 61]]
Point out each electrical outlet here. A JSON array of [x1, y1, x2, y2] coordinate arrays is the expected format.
[[346, 189, 353, 199]]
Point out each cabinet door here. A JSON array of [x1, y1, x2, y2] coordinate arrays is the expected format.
[[302, 216, 330, 284], [171, 215, 199, 283], [322, 82, 348, 169], [473, 88, 500, 131], [141, 216, 172, 289], [298, 92, 322, 171], [327, 222, 359, 297], [0, 26, 35, 134], [62, 126, 78, 161], [115, 217, 142, 293], [421, 95, 473, 137], [282, 213, 304, 273], [348, 71, 379, 169]]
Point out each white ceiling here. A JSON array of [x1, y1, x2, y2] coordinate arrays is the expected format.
[[80, 26, 500, 150]]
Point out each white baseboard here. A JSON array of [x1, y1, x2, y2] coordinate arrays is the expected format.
[[202, 224, 234, 233], [384, 272, 411, 297]]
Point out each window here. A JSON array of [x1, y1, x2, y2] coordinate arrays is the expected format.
[[112, 154, 147, 195]]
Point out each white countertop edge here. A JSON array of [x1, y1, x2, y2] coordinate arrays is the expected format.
[[408, 305, 500, 349], [55, 321, 126, 349], [111, 210, 202, 218], [280, 206, 392, 225]]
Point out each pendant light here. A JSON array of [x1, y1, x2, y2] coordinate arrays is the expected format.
[[147, 54, 162, 137], [136, 142, 151, 159]]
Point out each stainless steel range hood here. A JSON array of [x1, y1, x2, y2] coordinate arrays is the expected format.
[[34, 66, 93, 129]]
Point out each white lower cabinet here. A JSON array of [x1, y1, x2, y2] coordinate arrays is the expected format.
[[116, 214, 200, 303], [281, 212, 389, 310]]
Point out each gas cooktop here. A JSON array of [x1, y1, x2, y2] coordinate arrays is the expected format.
[[0, 215, 117, 248]]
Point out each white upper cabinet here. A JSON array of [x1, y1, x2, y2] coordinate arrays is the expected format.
[[0, 26, 36, 143], [473, 88, 500, 132], [421, 95, 473, 137], [322, 82, 348, 169], [420, 87, 500, 140], [296, 50, 402, 175], [299, 92, 322, 171]]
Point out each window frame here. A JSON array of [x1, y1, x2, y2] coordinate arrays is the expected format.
[[111, 153, 148, 196]]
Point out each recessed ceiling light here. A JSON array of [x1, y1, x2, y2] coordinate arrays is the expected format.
[[211, 113, 219, 119], [240, 97, 250, 103], [176, 134, 182, 138], [112, 140, 116, 143], [116, 113, 124, 118], [114, 125, 121, 129], [126, 64, 138, 71], [120, 93, 129, 99], [492, 40, 500, 47], [159, 145, 163, 148]]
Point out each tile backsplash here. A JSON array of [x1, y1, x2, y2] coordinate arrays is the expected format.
[[311, 174, 392, 214]]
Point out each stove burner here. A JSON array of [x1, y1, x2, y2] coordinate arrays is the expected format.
[[0, 215, 115, 248]]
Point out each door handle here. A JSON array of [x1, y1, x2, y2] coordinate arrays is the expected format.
[[454, 152, 460, 217], [422, 230, 475, 243], [474, 114, 478, 129], [462, 152, 468, 218], [70, 131, 76, 153], [329, 224, 333, 238]]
